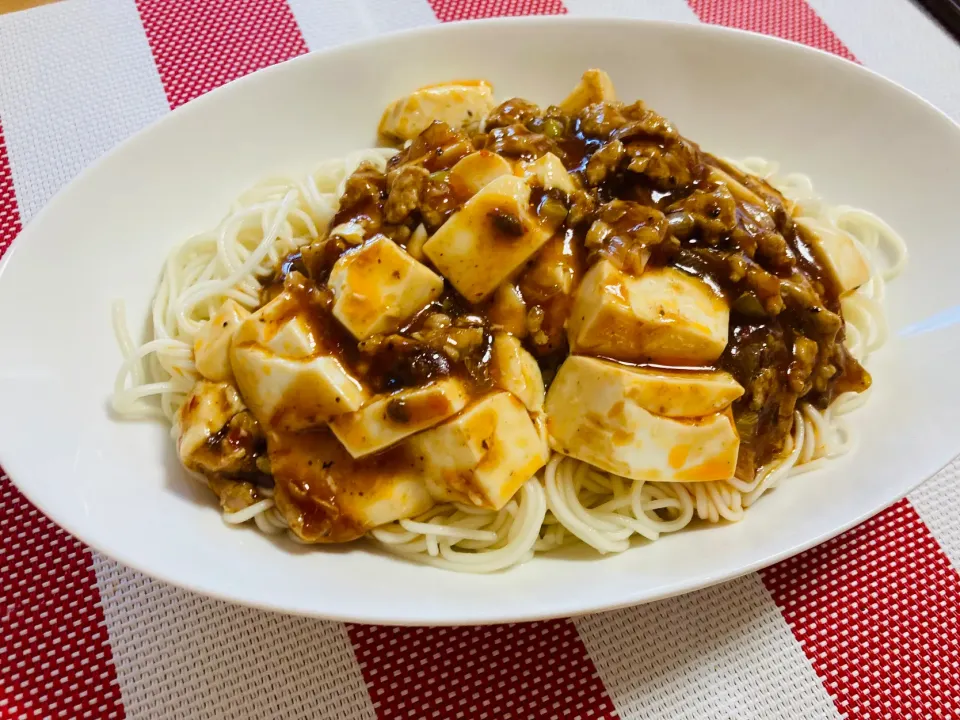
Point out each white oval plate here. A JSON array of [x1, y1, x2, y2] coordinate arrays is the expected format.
[[1, 17, 958, 626]]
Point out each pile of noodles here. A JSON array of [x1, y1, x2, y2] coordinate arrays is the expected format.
[[113, 151, 907, 573]]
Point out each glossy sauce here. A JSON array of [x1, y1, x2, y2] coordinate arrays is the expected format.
[[245, 92, 871, 532]]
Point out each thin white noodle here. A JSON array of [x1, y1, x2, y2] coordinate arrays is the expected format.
[[223, 498, 275, 524], [114, 152, 906, 572]]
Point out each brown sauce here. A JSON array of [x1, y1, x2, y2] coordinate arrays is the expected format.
[[211, 90, 873, 534]]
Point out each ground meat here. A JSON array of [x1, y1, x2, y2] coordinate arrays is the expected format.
[[331, 163, 386, 236], [585, 139, 625, 186], [418, 175, 459, 231], [666, 184, 737, 239], [577, 102, 627, 138], [391, 121, 475, 172], [382, 223, 413, 245], [788, 335, 818, 394], [487, 124, 555, 159], [780, 278, 842, 337], [720, 322, 793, 480], [625, 141, 698, 191], [517, 231, 583, 354], [485, 98, 541, 130], [567, 189, 598, 227], [208, 475, 260, 513], [338, 162, 384, 210], [384, 165, 428, 224], [586, 200, 667, 274], [300, 236, 349, 282], [740, 257, 785, 315], [613, 106, 679, 144], [527, 104, 571, 139]]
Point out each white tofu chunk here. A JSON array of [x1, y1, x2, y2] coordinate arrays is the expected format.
[[230, 290, 367, 431], [176, 380, 246, 469], [330, 378, 469, 458], [409, 392, 548, 510], [488, 283, 528, 337], [516, 153, 577, 194], [450, 150, 513, 197], [269, 429, 434, 543], [232, 348, 366, 432], [547, 355, 742, 419], [379, 80, 496, 141], [490, 333, 544, 412], [796, 218, 870, 296], [423, 175, 553, 302], [407, 223, 428, 262], [568, 260, 729, 365], [546, 357, 740, 482], [193, 299, 250, 382], [560, 69, 617, 115], [328, 236, 444, 340], [231, 289, 317, 358]]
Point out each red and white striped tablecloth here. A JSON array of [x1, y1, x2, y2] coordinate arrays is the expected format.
[[2, 1, 960, 718]]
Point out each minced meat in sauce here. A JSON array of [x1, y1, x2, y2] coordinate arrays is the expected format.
[[265, 97, 868, 483]]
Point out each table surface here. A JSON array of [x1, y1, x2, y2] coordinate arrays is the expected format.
[[2, 1, 960, 719]]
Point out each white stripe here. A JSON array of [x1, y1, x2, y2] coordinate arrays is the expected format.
[[0, 0, 169, 223], [808, 0, 960, 121], [93, 555, 377, 720], [288, 0, 437, 53], [574, 574, 842, 720], [564, 0, 698, 22], [910, 461, 960, 566]]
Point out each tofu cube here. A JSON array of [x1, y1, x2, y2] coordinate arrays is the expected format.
[[379, 80, 496, 141], [423, 175, 553, 302], [516, 153, 577, 194], [328, 236, 444, 340], [490, 333, 545, 412], [231, 289, 318, 358], [193, 299, 250, 382], [568, 260, 729, 365], [450, 150, 513, 198], [409, 392, 548, 510], [230, 290, 367, 431], [545, 356, 741, 482], [548, 356, 742, 419], [269, 428, 435, 543], [232, 348, 366, 432], [797, 218, 870, 296], [176, 380, 246, 469], [560, 69, 617, 115], [330, 378, 470, 458]]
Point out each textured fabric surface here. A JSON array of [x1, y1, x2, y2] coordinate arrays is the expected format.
[[762, 500, 960, 720], [575, 575, 842, 720], [349, 622, 617, 719], [1, 1, 960, 719], [93, 558, 377, 720]]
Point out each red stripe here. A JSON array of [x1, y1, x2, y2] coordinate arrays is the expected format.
[[688, 1, 960, 716], [426, 0, 566, 22], [687, 0, 855, 61], [0, 130, 19, 257], [1, 474, 126, 719], [348, 622, 618, 720], [135, 0, 309, 108], [762, 501, 960, 718]]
